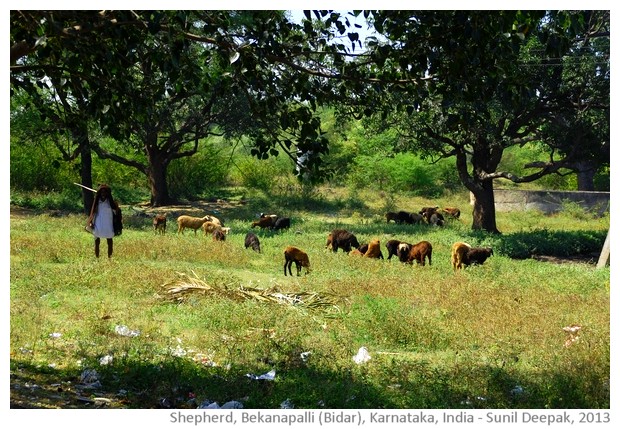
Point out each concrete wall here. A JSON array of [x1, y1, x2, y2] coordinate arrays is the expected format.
[[471, 189, 610, 215]]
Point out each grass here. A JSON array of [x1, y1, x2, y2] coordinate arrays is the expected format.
[[9, 188, 610, 409]]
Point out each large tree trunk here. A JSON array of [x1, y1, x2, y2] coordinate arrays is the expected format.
[[470, 180, 501, 234], [574, 160, 596, 191], [147, 152, 173, 207]]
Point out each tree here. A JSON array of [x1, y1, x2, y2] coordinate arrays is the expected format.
[[328, 10, 609, 233]]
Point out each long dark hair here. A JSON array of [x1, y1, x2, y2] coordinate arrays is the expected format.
[[89, 184, 118, 217]]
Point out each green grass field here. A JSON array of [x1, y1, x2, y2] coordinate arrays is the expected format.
[[9, 189, 610, 409]]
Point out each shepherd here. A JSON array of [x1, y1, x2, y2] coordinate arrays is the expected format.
[[86, 184, 122, 258]]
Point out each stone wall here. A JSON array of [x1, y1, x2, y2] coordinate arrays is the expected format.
[[471, 189, 610, 215]]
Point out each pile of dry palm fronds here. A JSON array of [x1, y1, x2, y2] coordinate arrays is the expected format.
[[162, 271, 347, 314]]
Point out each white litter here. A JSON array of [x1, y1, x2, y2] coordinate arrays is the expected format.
[[353, 346, 371, 364], [246, 369, 276, 381], [114, 325, 140, 337]]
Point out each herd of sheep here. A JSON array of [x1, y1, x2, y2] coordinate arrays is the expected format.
[[150, 207, 493, 277]]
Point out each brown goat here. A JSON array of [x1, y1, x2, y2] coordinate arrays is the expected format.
[[385, 239, 404, 260], [404, 240, 433, 266], [284, 246, 311, 276], [212, 229, 226, 241], [466, 247, 494, 266], [153, 214, 167, 235]]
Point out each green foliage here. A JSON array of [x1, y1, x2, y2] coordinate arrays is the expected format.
[[488, 229, 607, 259], [168, 143, 230, 199], [346, 153, 459, 197]]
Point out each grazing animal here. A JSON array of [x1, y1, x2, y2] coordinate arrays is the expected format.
[[451, 242, 472, 270], [349, 248, 365, 256], [451, 242, 493, 269], [397, 242, 412, 263], [466, 247, 494, 266], [364, 239, 384, 259], [212, 229, 226, 241], [283, 246, 310, 276], [244, 232, 261, 253], [385, 212, 398, 223], [326, 229, 360, 253], [273, 217, 291, 231], [177, 215, 210, 235], [419, 206, 439, 223], [395, 210, 423, 224], [441, 207, 461, 219], [385, 239, 404, 260], [403, 240, 433, 266], [153, 214, 167, 235], [203, 221, 223, 235], [252, 216, 277, 229], [429, 212, 445, 226]]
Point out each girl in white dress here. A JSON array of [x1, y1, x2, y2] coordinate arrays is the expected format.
[[87, 184, 120, 258]]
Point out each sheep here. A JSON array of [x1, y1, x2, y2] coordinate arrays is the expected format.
[[403, 240, 433, 266], [451, 242, 493, 269], [397, 242, 413, 263], [245, 232, 261, 253], [273, 217, 291, 231], [385, 212, 398, 223], [153, 214, 167, 235], [419, 206, 439, 223], [203, 221, 223, 235], [385, 239, 404, 260], [349, 248, 365, 256], [451, 242, 472, 270], [284, 246, 310, 276], [395, 210, 423, 224], [441, 207, 461, 219], [364, 239, 384, 259], [326, 229, 360, 253], [212, 229, 226, 241], [429, 212, 445, 227], [252, 216, 277, 229], [206, 215, 223, 227], [177, 215, 210, 235], [465, 247, 494, 266]]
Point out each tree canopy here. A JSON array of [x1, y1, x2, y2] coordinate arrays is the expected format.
[[10, 10, 609, 231]]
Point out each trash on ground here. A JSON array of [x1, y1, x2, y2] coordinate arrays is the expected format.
[[246, 369, 276, 381], [353, 346, 371, 364], [115, 325, 141, 337]]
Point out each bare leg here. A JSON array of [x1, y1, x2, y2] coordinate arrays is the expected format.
[[107, 238, 113, 258], [95, 237, 101, 258]]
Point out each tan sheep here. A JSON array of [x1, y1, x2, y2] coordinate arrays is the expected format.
[[364, 239, 383, 259], [203, 221, 223, 235], [451, 242, 472, 270], [177, 215, 210, 235]]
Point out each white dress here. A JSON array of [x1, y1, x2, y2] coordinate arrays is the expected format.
[[92, 198, 115, 239]]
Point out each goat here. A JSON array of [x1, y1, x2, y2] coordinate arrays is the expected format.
[[419, 206, 439, 223], [326, 229, 360, 253], [244, 232, 261, 253], [177, 215, 210, 235], [284, 246, 310, 276], [153, 214, 167, 235], [451, 242, 493, 269], [429, 212, 445, 227], [403, 240, 433, 266]]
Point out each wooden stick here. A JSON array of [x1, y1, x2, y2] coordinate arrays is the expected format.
[[73, 182, 97, 193]]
